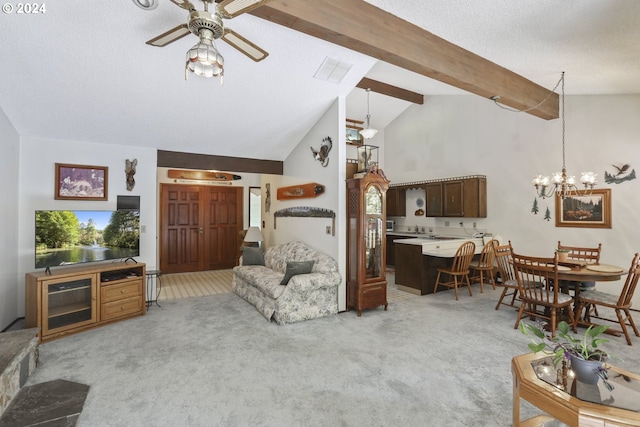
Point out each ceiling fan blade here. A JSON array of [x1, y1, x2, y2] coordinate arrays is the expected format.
[[217, 0, 270, 18], [222, 28, 269, 62], [146, 24, 191, 47], [170, 0, 196, 11]]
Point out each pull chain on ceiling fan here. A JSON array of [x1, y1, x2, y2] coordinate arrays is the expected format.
[[145, 0, 270, 82]]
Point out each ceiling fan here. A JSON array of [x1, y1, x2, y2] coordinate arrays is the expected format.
[[146, 0, 270, 81]]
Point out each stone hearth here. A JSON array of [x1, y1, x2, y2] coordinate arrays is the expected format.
[[0, 328, 39, 416]]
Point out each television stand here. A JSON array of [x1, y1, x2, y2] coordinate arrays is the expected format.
[[25, 262, 146, 342]]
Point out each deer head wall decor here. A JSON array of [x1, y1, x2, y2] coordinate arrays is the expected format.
[[125, 159, 137, 191]]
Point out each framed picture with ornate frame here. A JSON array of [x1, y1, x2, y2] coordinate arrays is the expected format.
[[555, 188, 611, 228], [55, 163, 108, 201]]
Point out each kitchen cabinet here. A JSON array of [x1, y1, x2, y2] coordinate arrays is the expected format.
[[395, 243, 451, 294], [346, 167, 389, 316], [443, 181, 464, 216], [442, 177, 486, 218], [386, 187, 406, 217], [386, 234, 413, 267], [425, 182, 443, 217]]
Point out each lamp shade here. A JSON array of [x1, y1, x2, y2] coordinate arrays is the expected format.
[[359, 128, 378, 139], [244, 226, 264, 243]]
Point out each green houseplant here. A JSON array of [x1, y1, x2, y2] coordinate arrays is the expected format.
[[556, 248, 571, 262], [519, 320, 612, 385]]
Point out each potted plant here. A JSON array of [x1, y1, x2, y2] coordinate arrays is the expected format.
[[556, 248, 570, 262], [519, 320, 612, 386]]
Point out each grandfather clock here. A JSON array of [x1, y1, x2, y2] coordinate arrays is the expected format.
[[346, 166, 389, 316]]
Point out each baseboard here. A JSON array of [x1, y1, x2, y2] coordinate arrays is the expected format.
[[1, 317, 25, 333]]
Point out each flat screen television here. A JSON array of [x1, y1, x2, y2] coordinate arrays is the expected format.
[[35, 209, 140, 269]]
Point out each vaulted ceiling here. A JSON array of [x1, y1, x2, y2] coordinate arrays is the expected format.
[[1, 1, 638, 161]]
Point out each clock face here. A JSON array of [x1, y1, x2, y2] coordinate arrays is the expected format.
[[416, 198, 424, 208]]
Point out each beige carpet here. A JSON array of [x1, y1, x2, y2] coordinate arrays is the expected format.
[[158, 269, 234, 301], [158, 268, 417, 303]]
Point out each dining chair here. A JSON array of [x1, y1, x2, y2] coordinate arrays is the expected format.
[[574, 253, 640, 346], [510, 244, 576, 337], [433, 241, 476, 300], [557, 241, 602, 292], [557, 241, 602, 264], [493, 243, 519, 310], [469, 239, 499, 293]]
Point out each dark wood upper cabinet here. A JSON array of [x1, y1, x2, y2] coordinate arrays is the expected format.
[[443, 177, 486, 218], [386, 187, 406, 217], [425, 182, 443, 217]]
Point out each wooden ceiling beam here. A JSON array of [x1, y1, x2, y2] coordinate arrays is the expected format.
[[356, 78, 424, 105], [251, 0, 558, 120]]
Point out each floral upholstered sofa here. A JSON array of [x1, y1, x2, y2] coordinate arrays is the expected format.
[[232, 241, 341, 324]]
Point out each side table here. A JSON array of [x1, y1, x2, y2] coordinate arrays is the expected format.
[[145, 270, 162, 308]]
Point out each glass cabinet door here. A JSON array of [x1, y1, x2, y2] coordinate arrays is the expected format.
[[365, 186, 383, 279], [42, 273, 97, 335]]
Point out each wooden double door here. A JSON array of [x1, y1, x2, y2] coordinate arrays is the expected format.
[[160, 184, 243, 274]]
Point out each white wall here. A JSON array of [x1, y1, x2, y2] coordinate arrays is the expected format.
[[265, 97, 348, 310], [18, 136, 158, 317], [384, 94, 640, 304], [0, 108, 20, 330]]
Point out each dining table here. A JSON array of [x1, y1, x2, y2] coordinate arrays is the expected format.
[[555, 262, 627, 334], [555, 262, 626, 298]]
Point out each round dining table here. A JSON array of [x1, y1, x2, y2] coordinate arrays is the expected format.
[[556, 263, 627, 334], [556, 263, 626, 284]]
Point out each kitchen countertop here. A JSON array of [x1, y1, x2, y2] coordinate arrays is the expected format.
[[394, 236, 485, 257]]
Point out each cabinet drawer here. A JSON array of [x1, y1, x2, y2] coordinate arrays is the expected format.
[[361, 284, 386, 307], [101, 281, 141, 303], [101, 295, 143, 321]]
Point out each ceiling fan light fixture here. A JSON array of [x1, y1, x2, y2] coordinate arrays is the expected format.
[[185, 30, 224, 83]]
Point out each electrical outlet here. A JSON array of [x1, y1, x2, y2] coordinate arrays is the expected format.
[[445, 221, 450, 227], [459, 221, 464, 227], [141, 225, 146, 233], [326, 226, 331, 234], [473, 222, 477, 229]]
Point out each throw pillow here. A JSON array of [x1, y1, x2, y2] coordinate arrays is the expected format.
[[280, 260, 315, 286], [242, 247, 265, 266]]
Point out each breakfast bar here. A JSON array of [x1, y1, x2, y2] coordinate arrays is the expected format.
[[394, 236, 485, 295]]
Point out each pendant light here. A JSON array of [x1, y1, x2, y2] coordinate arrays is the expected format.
[[359, 88, 378, 139]]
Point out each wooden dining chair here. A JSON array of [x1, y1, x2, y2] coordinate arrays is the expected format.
[[557, 241, 602, 264], [433, 241, 476, 300], [493, 243, 519, 310], [469, 239, 499, 293], [557, 241, 602, 292], [574, 253, 640, 346], [510, 245, 576, 337]]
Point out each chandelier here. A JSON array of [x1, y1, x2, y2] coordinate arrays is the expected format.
[[359, 88, 378, 139], [532, 72, 596, 199]]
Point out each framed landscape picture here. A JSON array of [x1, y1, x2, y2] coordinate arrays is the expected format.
[[555, 188, 611, 228], [55, 163, 108, 201]]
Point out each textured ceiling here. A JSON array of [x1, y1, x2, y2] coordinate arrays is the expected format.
[[1, 1, 638, 161]]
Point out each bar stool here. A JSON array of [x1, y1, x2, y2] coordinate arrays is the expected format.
[[146, 269, 162, 308]]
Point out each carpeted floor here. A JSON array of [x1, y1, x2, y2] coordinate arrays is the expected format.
[[27, 285, 640, 426]]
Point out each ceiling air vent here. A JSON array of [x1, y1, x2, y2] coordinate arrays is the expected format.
[[313, 57, 352, 84]]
